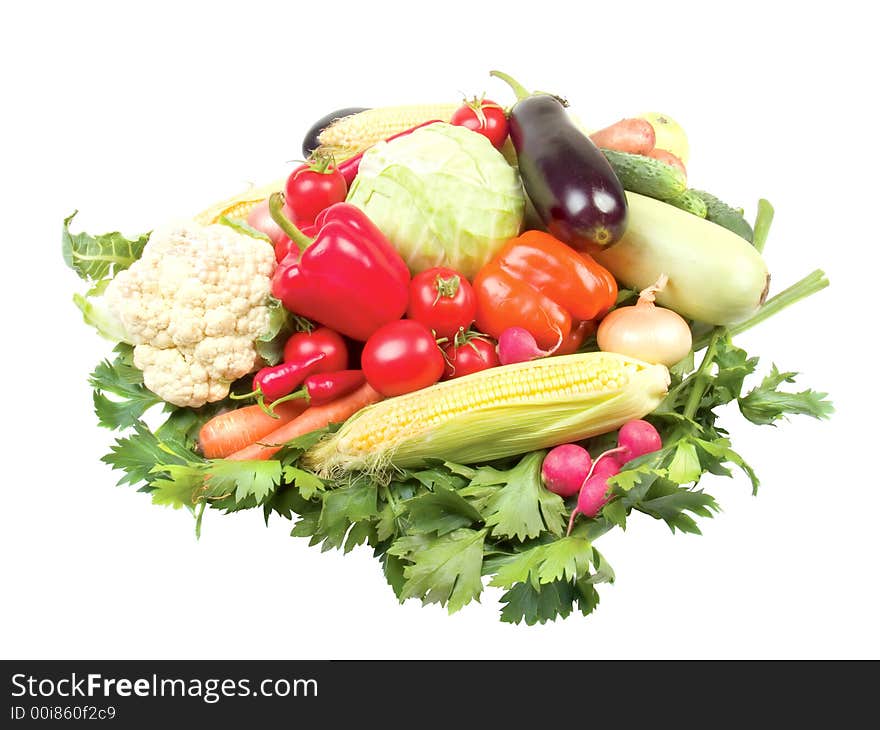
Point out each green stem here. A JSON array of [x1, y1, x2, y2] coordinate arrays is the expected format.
[[752, 199, 775, 253], [194, 501, 206, 540], [692, 269, 829, 351], [489, 70, 531, 101], [266, 388, 309, 414], [684, 328, 723, 420], [268, 192, 314, 254], [382, 484, 399, 513], [311, 151, 335, 174]]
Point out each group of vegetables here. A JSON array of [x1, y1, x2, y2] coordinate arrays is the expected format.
[[62, 71, 833, 624]]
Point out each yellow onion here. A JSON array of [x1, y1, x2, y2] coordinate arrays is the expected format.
[[597, 274, 692, 366]]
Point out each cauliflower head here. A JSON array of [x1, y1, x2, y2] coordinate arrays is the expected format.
[[105, 221, 276, 407]]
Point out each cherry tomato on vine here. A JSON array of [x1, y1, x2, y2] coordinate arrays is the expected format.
[[284, 156, 347, 226], [407, 266, 477, 339], [283, 327, 349, 372], [361, 320, 445, 397], [450, 98, 509, 150], [442, 336, 499, 380]]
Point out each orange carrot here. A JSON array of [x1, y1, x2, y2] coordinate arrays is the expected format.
[[226, 383, 383, 461], [646, 148, 687, 178], [590, 118, 656, 155], [198, 401, 308, 459]]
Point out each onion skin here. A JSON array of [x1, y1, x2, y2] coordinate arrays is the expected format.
[[597, 290, 692, 367]]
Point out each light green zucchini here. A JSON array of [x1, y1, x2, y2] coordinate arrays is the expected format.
[[592, 192, 769, 325]]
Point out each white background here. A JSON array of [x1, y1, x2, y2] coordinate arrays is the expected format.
[[2, 0, 877, 659]]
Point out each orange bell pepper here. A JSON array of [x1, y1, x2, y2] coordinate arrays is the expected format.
[[473, 231, 617, 350]]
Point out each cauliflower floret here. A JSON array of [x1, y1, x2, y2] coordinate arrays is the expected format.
[[105, 221, 276, 407]]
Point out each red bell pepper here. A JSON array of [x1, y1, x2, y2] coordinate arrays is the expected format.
[[269, 194, 409, 341]]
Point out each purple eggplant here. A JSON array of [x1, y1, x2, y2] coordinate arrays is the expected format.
[[491, 71, 627, 249]]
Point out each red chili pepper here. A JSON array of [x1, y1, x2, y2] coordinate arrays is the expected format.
[[268, 369, 367, 413], [231, 352, 326, 411], [303, 369, 367, 405], [336, 119, 442, 185], [269, 195, 410, 341]]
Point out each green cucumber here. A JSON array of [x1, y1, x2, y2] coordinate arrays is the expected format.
[[666, 189, 708, 218], [691, 189, 754, 243], [601, 148, 687, 201]]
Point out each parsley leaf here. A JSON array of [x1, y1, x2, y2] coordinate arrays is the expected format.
[[490, 536, 592, 588], [149, 464, 203, 510], [62, 211, 149, 282], [203, 459, 282, 505], [499, 580, 573, 625], [304, 480, 379, 552], [624, 478, 719, 535], [89, 348, 162, 430], [404, 485, 483, 536], [739, 365, 834, 425], [472, 451, 566, 541], [389, 528, 487, 613], [264, 485, 314, 524], [102, 421, 192, 487], [499, 577, 602, 626], [282, 465, 326, 500]]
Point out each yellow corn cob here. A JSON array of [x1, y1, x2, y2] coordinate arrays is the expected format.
[[193, 178, 285, 226], [303, 352, 670, 478], [316, 103, 459, 161]]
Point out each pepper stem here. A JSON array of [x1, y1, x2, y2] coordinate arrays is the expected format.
[[266, 388, 310, 415], [268, 192, 314, 254], [229, 388, 260, 401], [489, 70, 531, 101]]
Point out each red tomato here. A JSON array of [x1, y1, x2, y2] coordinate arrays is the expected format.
[[407, 267, 477, 339], [361, 320, 444, 397], [285, 160, 347, 226], [450, 99, 509, 150], [442, 337, 499, 379], [283, 327, 349, 372]]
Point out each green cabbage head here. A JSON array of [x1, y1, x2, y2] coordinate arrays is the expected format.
[[346, 122, 524, 279]]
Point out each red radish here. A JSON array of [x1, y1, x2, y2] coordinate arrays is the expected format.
[[565, 419, 662, 534], [567, 456, 622, 533], [616, 419, 662, 464], [577, 468, 618, 519], [497, 326, 552, 365], [584, 419, 662, 474], [541, 444, 593, 498]]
